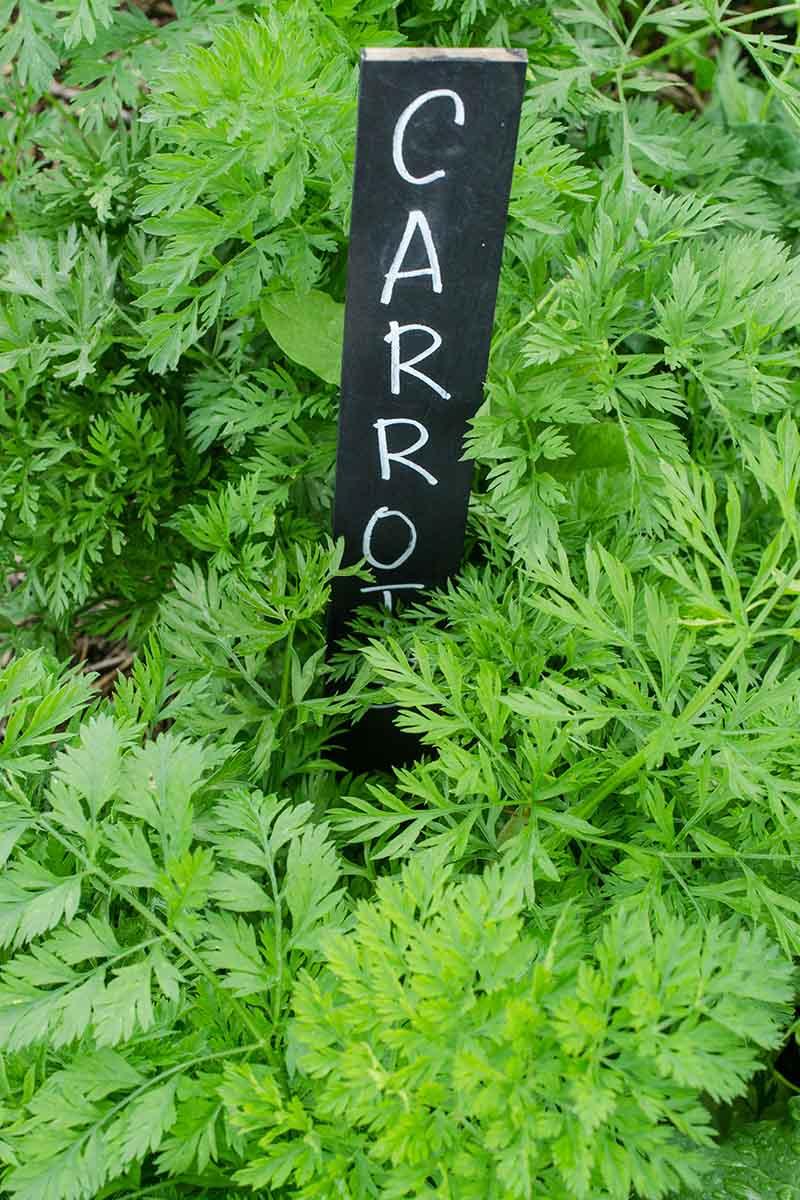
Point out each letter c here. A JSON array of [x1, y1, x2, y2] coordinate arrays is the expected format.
[[392, 89, 465, 185]]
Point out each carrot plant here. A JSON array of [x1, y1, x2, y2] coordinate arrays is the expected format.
[[1, 1, 800, 1198]]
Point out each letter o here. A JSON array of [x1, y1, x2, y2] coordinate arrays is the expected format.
[[362, 505, 417, 571]]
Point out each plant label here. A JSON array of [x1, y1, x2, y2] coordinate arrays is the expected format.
[[330, 47, 526, 765]]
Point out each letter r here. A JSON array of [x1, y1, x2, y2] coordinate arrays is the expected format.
[[374, 418, 438, 486]]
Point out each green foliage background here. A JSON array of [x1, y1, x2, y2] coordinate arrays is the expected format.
[[2, 1, 800, 1197]]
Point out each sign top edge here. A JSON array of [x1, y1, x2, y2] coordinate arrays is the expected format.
[[361, 47, 528, 62]]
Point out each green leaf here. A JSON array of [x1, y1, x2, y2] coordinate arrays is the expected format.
[[675, 1099, 800, 1200], [271, 148, 309, 222], [0, 1, 58, 94], [93, 960, 153, 1046], [59, 0, 114, 49], [285, 824, 345, 952], [0, 861, 82, 949], [260, 290, 344, 385], [210, 868, 271, 913], [50, 716, 127, 824], [202, 912, 272, 998], [106, 1078, 179, 1168]]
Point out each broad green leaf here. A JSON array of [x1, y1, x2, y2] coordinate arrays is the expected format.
[[550, 422, 629, 478], [675, 1100, 800, 1200], [260, 290, 344, 385]]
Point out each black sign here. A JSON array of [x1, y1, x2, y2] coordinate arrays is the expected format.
[[330, 47, 526, 766]]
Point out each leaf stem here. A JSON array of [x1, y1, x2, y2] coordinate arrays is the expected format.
[[594, 3, 800, 87], [489, 282, 560, 363]]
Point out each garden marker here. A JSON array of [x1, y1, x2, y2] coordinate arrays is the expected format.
[[330, 47, 526, 767]]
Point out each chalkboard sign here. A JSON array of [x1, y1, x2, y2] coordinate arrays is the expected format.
[[330, 47, 526, 767]]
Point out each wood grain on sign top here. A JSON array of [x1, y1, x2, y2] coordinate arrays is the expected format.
[[329, 47, 526, 767], [364, 47, 527, 60]]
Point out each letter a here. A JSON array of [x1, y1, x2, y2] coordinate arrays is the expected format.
[[380, 210, 442, 306], [384, 321, 451, 399]]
